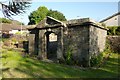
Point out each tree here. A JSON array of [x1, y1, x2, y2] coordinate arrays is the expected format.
[[0, 17, 24, 25], [0, 0, 31, 18], [0, 18, 12, 23], [28, 6, 49, 25], [28, 6, 67, 25], [47, 9, 66, 21]]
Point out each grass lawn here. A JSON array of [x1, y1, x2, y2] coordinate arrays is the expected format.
[[1, 48, 120, 78]]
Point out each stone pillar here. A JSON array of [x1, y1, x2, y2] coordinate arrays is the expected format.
[[57, 27, 64, 61], [28, 34, 35, 55], [34, 30, 39, 55], [38, 30, 42, 59], [38, 30, 47, 60], [42, 34, 47, 59]]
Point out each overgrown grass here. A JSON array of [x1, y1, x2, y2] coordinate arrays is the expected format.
[[1, 48, 119, 78]]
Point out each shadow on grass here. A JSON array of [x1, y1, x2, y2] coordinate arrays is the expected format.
[[2, 68, 10, 71], [13, 56, 119, 78], [2, 49, 119, 78]]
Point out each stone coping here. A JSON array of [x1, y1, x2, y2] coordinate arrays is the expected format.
[[66, 18, 107, 30], [27, 18, 107, 30]]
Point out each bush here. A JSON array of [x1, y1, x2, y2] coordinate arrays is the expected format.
[[90, 40, 111, 67], [0, 38, 9, 42], [3, 40, 11, 47], [90, 53, 103, 67], [0, 18, 12, 23], [65, 47, 74, 65], [107, 26, 120, 35]]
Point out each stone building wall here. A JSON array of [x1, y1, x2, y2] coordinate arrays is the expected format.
[[63, 25, 90, 66], [28, 17, 107, 67], [28, 29, 38, 55], [89, 26, 107, 57]]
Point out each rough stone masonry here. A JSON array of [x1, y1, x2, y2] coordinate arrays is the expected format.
[[28, 16, 107, 67]]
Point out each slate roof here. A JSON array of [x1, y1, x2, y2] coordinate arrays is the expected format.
[[100, 12, 120, 23], [0, 23, 12, 31], [0, 23, 27, 31]]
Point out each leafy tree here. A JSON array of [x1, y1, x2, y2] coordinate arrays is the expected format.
[[0, 18, 12, 23], [47, 9, 66, 21], [0, 17, 24, 25], [28, 6, 67, 25], [0, 0, 31, 18], [28, 6, 49, 25]]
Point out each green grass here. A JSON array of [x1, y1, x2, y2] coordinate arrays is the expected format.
[[1, 48, 119, 78]]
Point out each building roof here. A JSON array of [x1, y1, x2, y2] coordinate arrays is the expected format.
[[0, 23, 12, 31], [28, 16, 107, 30], [0, 23, 27, 31], [100, 12, 120, 23], [36, 16, 63, 28], [11, 24, 27, 30], [28, 16, 64, 30]]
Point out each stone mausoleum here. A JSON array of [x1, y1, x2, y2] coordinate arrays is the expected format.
[[28, 16, 107, 67]]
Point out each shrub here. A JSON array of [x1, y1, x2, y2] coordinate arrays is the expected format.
[[0, 38, 8, 42], [65, 47, 74, 65], [0, 18, 12, 23], [3, 40, 11, 47], [90, 40, 111, 67], [90, 53, 103, 67], [107, 26, 120, 35]]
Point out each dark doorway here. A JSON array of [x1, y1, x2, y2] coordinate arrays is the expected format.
[[46, 31, 58, 61]]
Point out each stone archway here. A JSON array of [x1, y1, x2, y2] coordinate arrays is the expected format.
[[39, 27, 64, 62]]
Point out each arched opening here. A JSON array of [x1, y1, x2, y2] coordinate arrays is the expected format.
[[45, 31, 58, 61]]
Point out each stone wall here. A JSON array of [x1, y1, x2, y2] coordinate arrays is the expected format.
[[89, 26, 107, 57], [28, 29, 39, 55], [107, 36, 120, 53], [63, 25, 89, 66], [28, 33, 35, 55]]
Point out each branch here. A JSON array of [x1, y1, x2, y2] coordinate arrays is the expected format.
[[0, 0, 31, 19]]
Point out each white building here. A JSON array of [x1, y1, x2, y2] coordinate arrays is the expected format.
[[0, 23, 28, 35], [100, 12, 120, 27]]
